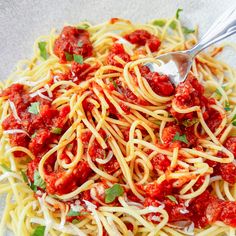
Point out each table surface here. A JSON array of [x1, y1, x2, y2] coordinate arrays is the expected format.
[[0, 0, 236, 235]]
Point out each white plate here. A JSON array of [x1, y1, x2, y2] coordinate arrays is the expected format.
[[0, 0, 236, 235]]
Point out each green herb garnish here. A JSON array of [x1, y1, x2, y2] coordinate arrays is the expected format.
[[28, 102, 40, 115], [182, 118, 199, 127], [105, 184, 124, 203], [166, 195, 178, 204], [77, 41, 83, 47], [31, 225, 45, 236], [176, 8, 183, 19], [0, 164, 12, 172], [182, 26, 195, 35], [73, 54, 84, 64], [65, 52, 73, 61], [51, 127, 62, 135], [109, 78, 118, 89], [77, 24, 89, 30], [169, 21, 177, 30], [67, 209, 81, 216], [173, 132, 188, 144], [38, 42, 48, 60], [21, 170, 28, 183], [153, 19, 166, 27], [34, 171, 46, 189], [224, 102, 231, 111]]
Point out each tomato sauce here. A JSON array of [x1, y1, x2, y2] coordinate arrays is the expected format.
[[54, 26, 93, 63], [107, 43, 130, 67], [124, 29, 161, 52]]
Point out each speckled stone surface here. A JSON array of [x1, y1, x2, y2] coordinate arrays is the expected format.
[[0, 0, 236, 234]]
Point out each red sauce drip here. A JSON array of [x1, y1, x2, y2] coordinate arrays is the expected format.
[[54, 26, 93, 63], [124, 29, 161, 52]]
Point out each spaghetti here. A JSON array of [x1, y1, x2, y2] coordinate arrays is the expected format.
[[0, 11, 236, 236]]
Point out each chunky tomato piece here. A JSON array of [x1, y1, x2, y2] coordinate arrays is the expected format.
[[174, 74, 204, 109], [151, 154, 170, 172], [144, 180, 173, 200], [1, 84, 70, 157], [219, 201, 236, 227], [70, 61, 91, 82], [203, 106, 222, 133], [54, 26, 93, 63], [219, 162, 236, 184], [225, 136, 236, 157], [45, 160, 92, 195], [162, 124, 181, 145], [107, 43, 130, 68], [124, 30, 161, 52], [102, 157, 120, 174], [164, 198, 192, 222], [139, 65, 174, 96], [27, 158, 40, 182]]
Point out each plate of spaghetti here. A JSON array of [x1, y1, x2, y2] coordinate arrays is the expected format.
[[0, 8, 236, 236]]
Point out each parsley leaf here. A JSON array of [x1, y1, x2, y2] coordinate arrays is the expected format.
[[65, 52, 73, 61], [73, 54, 84, 64], [153, 19, 166, 27], [30, 182, 37, 192], [77, 24, 89, 30], [31, 225, 45, 236], [182, 26, 195, 35], [28, 102, 40, 115], [109, 78, 118, 89], [31, 132, 37, 139], [34, 171, 46, 189], [173, 132, 188, 144], [67, 209, 81, 216], [0, 164, 12, 172], [21, 170, 28, 183], [169, 21, 177, 30], [182, 118, 199, 127], [77, 40, 83, 47], [72, 219, 80, 224], [38, 42, 48, 60], [176, 8, 183, 19], [166, 195, 178, 204], [51, 127, 62, 135], [215, 88, 222, 96], [232, 114, 236, 126], [105, 184, 124, 203], [224, 102, 231, 111]]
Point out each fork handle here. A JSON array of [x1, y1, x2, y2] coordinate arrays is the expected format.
[[187, 5, 236, 57]]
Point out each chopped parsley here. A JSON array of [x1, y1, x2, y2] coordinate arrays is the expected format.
[[34, 171, 46, 189], [169, 21, 177, 30], [176, 8, 183, 19], [77, 40, 84, 47], [28, 102, 40, 115], [215, 88, 222, 96], [182, 26, 195, 35], [72, 219, 80, 224], [105, 184, 124, 203], [182, 118, 199, 127], [31, 132, 37, 139], [224, 102, 231, 111], [51, 127, 62, 135], [65, 52, 73, 61], [232, 114, 236, 126], [67, 209, 81, 216], [173, 132, 188, 144], [21, 171, 28, 183], [73, 54, 84, 64], [38, 42, 48, 60], [153, 19, 166, 27], [31, 225, 45, 236], [0, 164, 12, 172], [109, 78, 118, 89], [166, 195, 178, 204], [77, 23, 89, 30]]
